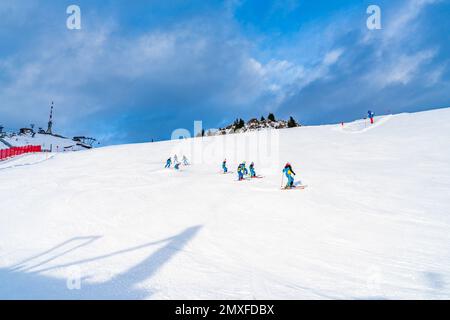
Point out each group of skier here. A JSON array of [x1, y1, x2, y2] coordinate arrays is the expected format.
[[162, 111, 379, 189], [222, 159, 257, 180], [165, 154, 189, 170], [234, 161, 257, 181], [166, 155, 300, 189], [223, 159, 298, 189]]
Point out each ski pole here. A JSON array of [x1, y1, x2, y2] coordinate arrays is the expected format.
[[281, 173, 284, 188]]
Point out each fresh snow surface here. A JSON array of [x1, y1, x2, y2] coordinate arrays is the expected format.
[[0, 108, 449, 299]]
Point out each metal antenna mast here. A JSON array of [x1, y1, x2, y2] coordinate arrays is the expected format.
[[46, 101, 54, 134]]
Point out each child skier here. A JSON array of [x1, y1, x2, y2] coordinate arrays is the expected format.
[[222, 159, 228, 173], [174, 161, 181, 170], [242, 161, 248, 175], [165, 157, 172, 168], [237, 162, 248, 180], [282, 162, 296, 188], [237, 163, 245, 180], [249, 162, 256, 178]]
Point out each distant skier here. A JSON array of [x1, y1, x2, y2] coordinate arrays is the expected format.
[[182, 155, 189, 166], [174, 161, 181, 170], [368, 110, 375, 124], [174, 154, 178, 163], [222, 159, 228, 173], [282, 162, 296, 188], [249, 162, 256, 178], [165, 157, 172, 168]]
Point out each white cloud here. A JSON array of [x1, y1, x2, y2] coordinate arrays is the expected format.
[[379, 50, 437, 86], [357, 0, 445, 90], [384, 0, 440, 41], [253, 48, 345, 111], [323, 49, 344, 66]]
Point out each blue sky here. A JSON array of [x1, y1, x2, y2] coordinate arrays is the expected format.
[[0, 0, 449, 145]]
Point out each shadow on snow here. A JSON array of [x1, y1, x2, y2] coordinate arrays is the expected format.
[[0, 225, 202, 299]]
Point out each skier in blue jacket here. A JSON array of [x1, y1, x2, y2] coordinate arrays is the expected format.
[[222, 159, 228, 173], [282, 162, 296, 188], [237, 163, 243, 180], [242, 161, 248, 175], [237, 162, 248, 181], [165, 157, 172, 168], [237, 163, 245, 181], [368, 110, 375, 124], [249, 162, 256, 178]]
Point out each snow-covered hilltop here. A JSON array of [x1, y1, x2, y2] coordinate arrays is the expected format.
[[0, 108, 449, 299], [203, 114, 300, 136], [1, 131, 92, 152], [0, 103, 95, 152]]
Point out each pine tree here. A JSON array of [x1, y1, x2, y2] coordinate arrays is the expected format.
[[268, 113, 276, 122], [260, 116, 265, 121], [288, 116, 298, 128]]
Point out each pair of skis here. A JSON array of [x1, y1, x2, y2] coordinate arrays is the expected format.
[[281, 180, 307, 190], [280, 175, 307, 190], [281, 184, 308, 190], [237, 175, 264, 181]]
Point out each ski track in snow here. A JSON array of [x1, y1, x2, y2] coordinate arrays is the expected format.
[[337, 115, 393, 134], [0, 153, 55, 171], [1, 108, 450, 299]]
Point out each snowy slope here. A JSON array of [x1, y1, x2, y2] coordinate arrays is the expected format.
[[0, 108, 449, 299]]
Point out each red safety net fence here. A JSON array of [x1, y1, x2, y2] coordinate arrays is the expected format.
[[0, 145, 42, 161]]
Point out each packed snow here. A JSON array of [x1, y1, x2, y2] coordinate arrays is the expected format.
[[0, 108, 449, 299]]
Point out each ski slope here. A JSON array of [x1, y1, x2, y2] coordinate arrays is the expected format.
[[0, 108, 449, 299]]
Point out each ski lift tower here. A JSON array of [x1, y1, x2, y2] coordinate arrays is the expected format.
[[46, 101, 54, 134]]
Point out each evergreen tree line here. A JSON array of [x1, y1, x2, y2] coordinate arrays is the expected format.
[[233, 113, 298, 129]]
